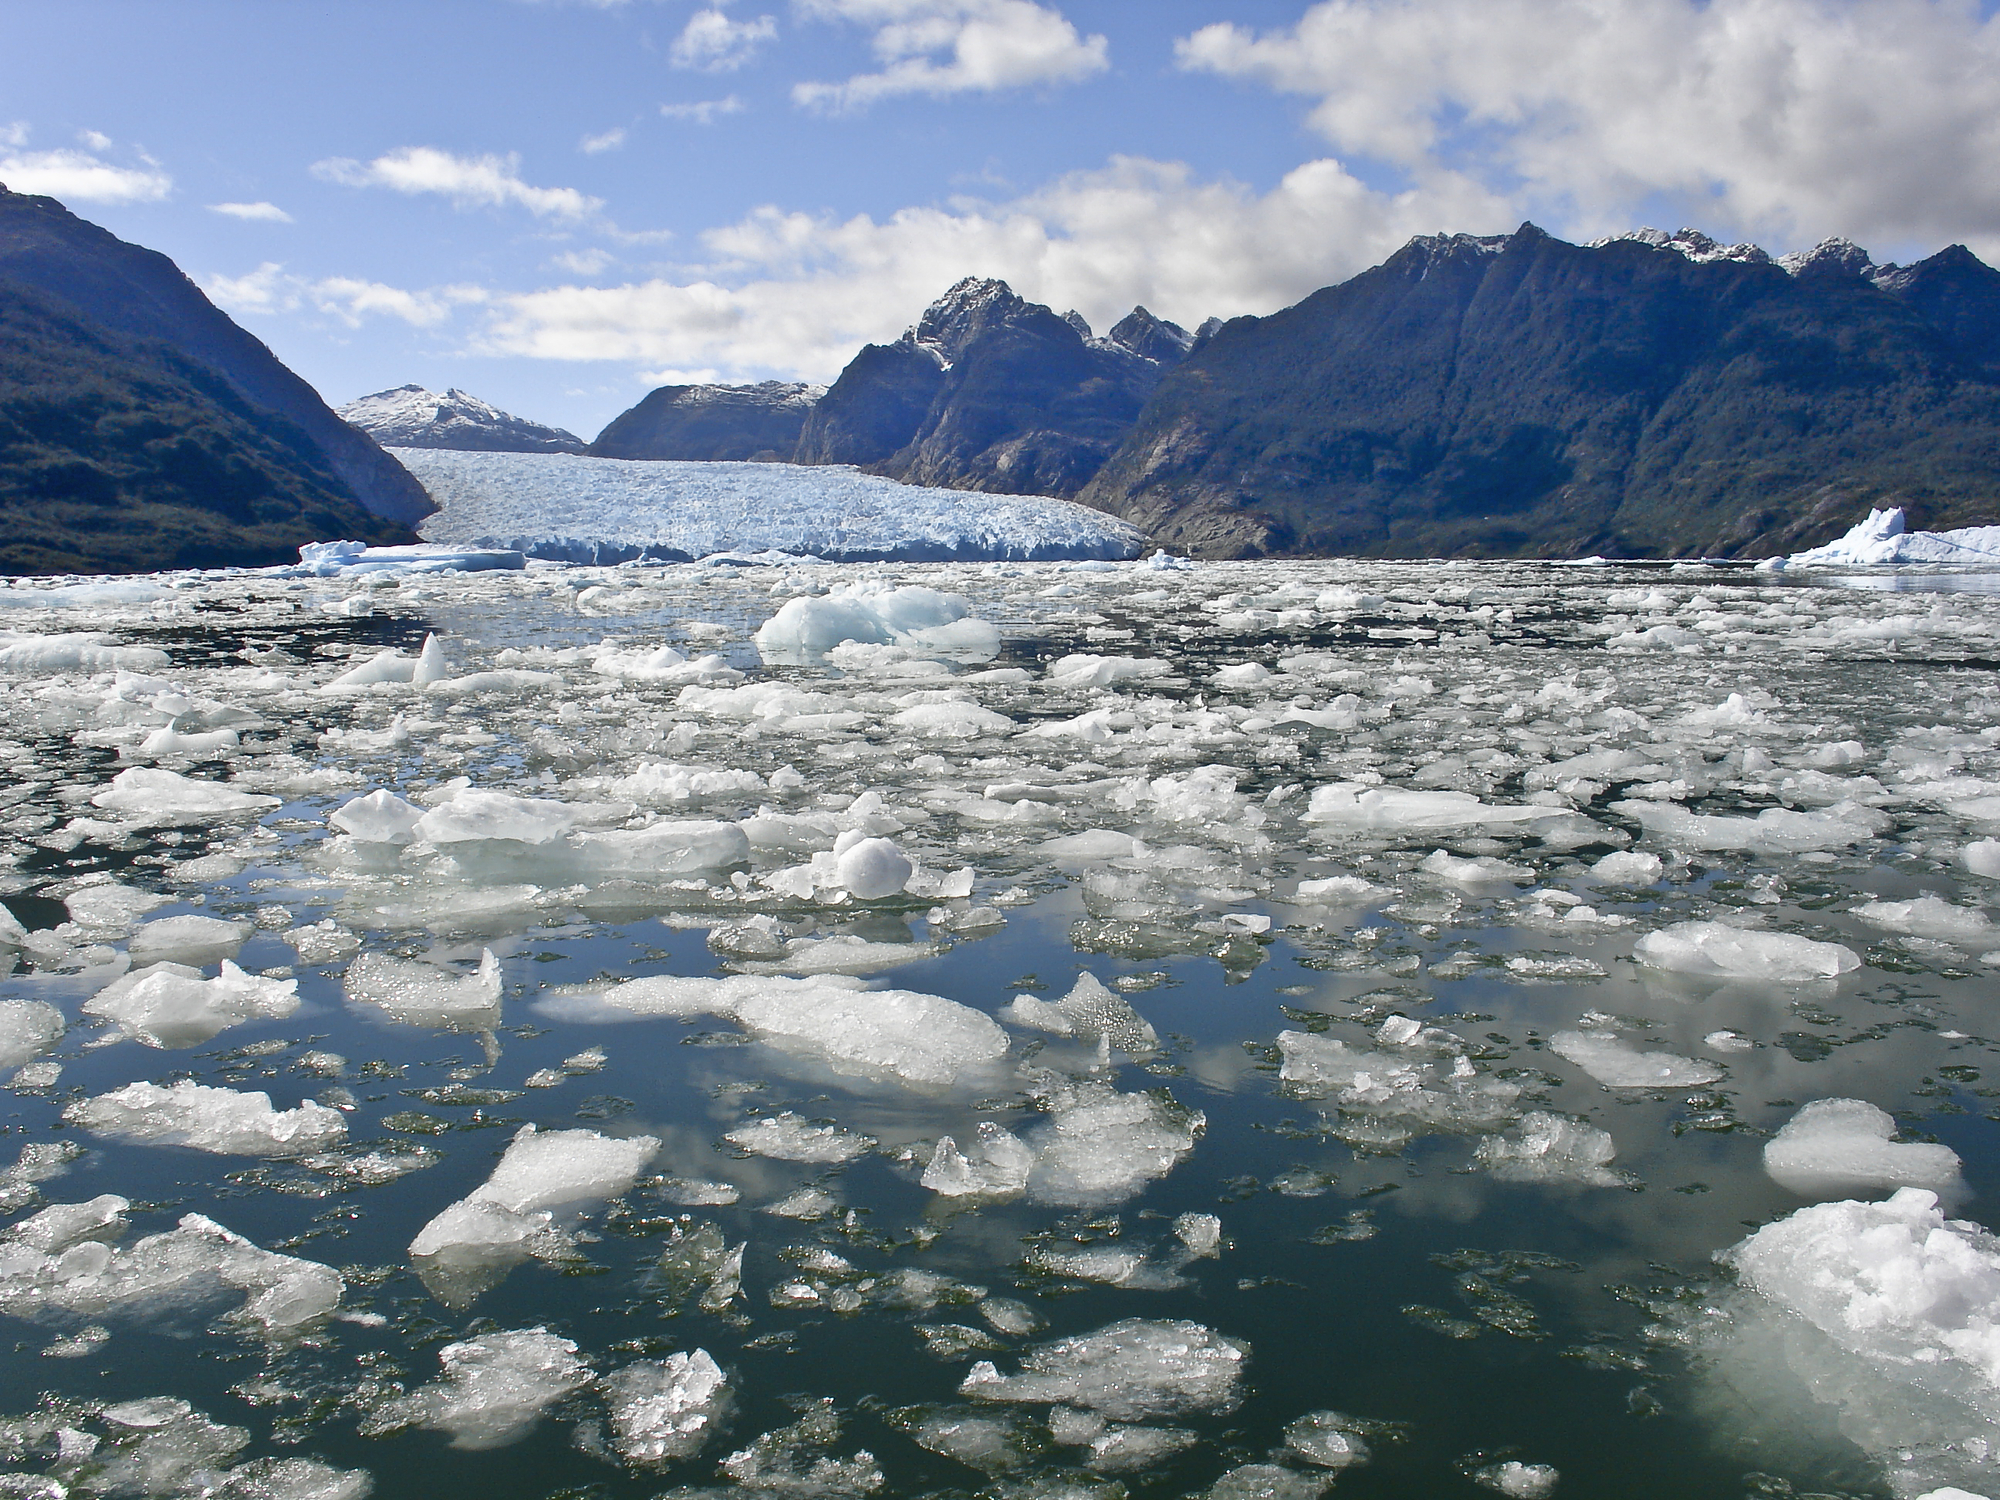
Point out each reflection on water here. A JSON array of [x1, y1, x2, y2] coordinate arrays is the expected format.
[[0, 556, 1996, 1499]]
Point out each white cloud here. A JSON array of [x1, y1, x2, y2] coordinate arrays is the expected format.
[[579, 126, 628, 154], [660, 95, 745, 124], [1175, 0, 2000, 255], [551, 247, 616, 274], [0, 122, 27, 149], [793, 0, 1108, 111], [208, 201, 294, 223], [671, 7, 777, 70], [204, 262, 488, 328], [76, 129, 113, 152], [0, 147, 171, 203], [476, 152, 1508, 378], [312, 146, 602, 220]]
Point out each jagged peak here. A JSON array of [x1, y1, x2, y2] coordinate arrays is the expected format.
[[1106, 305, 1194, 364], [1061, 309, 1092, 339], [1593, 226, 1773, 266], [1778, 236, 1876, 280]]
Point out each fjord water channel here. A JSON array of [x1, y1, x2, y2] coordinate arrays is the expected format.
[[2, 556, 1999, 1500]]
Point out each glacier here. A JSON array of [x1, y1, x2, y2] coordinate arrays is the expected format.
[[392, 447, 1147, 563]]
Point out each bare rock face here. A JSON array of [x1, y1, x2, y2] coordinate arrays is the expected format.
[[794, 278, 1194, 499], [1081, 224, 2000, 558], [588, 381, 822, 462], [339, 386, 585, 455]]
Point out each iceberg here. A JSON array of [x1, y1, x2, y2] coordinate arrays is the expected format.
[[1763, 1098, 1963, 1198], [65, 1081, 347, 1156], [1772, 507, 2000, 568], [395, 448, 1146, 563]]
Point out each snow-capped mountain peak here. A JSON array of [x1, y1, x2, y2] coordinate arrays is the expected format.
[[339, 385, 585, 455]]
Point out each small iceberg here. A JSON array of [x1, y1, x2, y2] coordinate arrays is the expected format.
[[1765, 507, 2000, 569]]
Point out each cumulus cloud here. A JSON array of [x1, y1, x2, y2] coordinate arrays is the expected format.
[[671, 7, 777, 70], [793, 0, 1108, 111], [0, 147, 171, 203], [660, 95, 745, 124], [476, 152, 1508, 378], [579, 126, 628, 154], [0, 123, 27, 149], [76, 129, 113, 152], [208, 201, 293, 223], [551, 247, 616, 274], [205, 262, 488, 328], [312, 146, 602, 219], [1175, 0, 2000, 255]]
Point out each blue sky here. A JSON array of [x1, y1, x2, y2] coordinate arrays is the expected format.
[[10, 0, 2000, 441]]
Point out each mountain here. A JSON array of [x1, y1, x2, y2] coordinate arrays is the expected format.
[[339, 385, 585, 454], [0, 186, 423, 574], [793, 279, 1194, 498], [1079, 224, 2000, 558], [588, 380, 822, 461], [0, 184, 428, 530]]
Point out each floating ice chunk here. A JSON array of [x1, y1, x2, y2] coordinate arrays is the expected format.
[[1852, 896, 1995, 943], [1964, 841, 2000, 879], [1474, 1461, 1559, 1497], [1294, 874, 1392, 905], [593, 645, 743, 686], [208, 1456, 374, 1500], [609, 762, 766, 805], [1476, 1112, 1621, 1186], [329, 789, 425, 844], [1039, 829, 1142, 863], [834, 834, 914, 898], [65, 1080, 347, 1156], [960, 1318, 1247, 1420], [1633, 921, 1860, 981], [89, 768, 280, 823], [409, 1124, 658, 1300], [1284, 1411, 1371, 1469], [1002, 972, 1158, 1055], [725, 1112, 874, 1162], [1764, 1099, 1962, 1198], [889, 700, 1014, 737], [1045, 654, 1173, 688], [346, 950, 502, 1031], [1547, 1030, 1724, 1088], [1612, 799, 1889, 853], [1418, 849, 1534, 884], [372, 1328, 592, 1450], [127, 914, 250, 966], [0, 999, 62, 1071], [1195, 1463, 1331, 1499], [136, 723, 239, 757], [1024, 1086, 1202, 1206], [1724, 1187, 2000, 1393], [605, 1350, 730, 1465], [562, 821, 750, 879], [1303, 784, 1548, 834], [321, 644, 428, 690], [413, 789, 584, 845], [731, 980, 1007, 1088], [0, 631, 170, 673], [0, 1212, 342, 1333], [755, 585, 998, 662], [922, 1124, 1035, 1199], [5, 1193, 127, 1253], [1913, 1490, 1992, 1500], [0, 1141, 82, 1214], [86, 960, 297, 1048], [62, 884, 169, 933], [1705, 1029, 1755, 1052], [1588, 850, 1663, 886]]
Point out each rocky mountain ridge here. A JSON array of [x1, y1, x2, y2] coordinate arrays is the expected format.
[[0, 185, 422, 573], [1078, 223, 2000, 557]]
